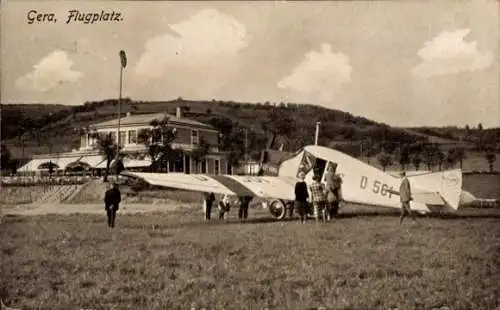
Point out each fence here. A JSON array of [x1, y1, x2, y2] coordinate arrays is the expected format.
[[1, 175, 98, 187]]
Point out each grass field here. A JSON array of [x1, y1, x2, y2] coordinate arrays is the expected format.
[[1, 205, 499, 310]]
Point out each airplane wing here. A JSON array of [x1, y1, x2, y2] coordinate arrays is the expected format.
[[121, 171, 297, 201]]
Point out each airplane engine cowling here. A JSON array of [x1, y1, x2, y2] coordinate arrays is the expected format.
[[268, 199, 287, 220]]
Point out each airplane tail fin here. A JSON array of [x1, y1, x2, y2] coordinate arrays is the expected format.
[[407, 169, 462, 211]]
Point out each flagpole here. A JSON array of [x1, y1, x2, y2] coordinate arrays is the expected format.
[[315, 122, 321, 145], [117, 50, 127, 177], [118, 65, 123, 148]]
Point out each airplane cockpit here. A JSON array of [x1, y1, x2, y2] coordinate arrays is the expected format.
[[278, 148, 338, 184]]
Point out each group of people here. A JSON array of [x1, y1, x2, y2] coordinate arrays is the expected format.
[[202, 192, 253, 221], [294, 164, 416, 224], [103, 183, 255, 228], [294, 163, 343, 223]]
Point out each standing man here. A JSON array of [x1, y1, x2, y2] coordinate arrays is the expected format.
[[104, 182, 121, 228], [238, 196, 253, 221], [391, 171, 416, 224], [203, 192, 216, 221], [294, 171, 309, 223], [325, 163, 342, 220]]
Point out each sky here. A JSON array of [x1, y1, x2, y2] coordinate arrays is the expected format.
[[1, 0, 499, 128]]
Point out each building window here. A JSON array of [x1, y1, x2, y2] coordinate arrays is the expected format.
[[119, 131, 126, 147], [200, 159, 207, 173], [89, 134, 95, 147], [81, 135, 87, 148], [128, 130, 137, 144], [214, 159, 220, 175], [191, 130, 199, 145]]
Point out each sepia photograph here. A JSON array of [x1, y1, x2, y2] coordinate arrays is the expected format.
[[1, 0, 499, 309]]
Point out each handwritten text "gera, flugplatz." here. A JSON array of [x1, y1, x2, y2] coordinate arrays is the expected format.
[[26, 9, 123, 24]]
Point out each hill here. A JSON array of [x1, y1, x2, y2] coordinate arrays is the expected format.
[[1, 103, 70, 139], [404, 126, 500, 149], [1, 98, 497, 173], [1, 98, 427, 156]]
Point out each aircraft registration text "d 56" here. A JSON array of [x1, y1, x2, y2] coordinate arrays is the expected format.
[[360, 176, 394, 198]]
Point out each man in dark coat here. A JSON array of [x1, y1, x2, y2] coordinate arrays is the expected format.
[[238, 196, 253, 220], [294, 171, 309, 223], [204, 192, 216, 220], [104, 183, 121, 228]]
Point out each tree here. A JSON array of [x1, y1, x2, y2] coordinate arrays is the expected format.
[[361, 141, 379, 164], [422, 143, 442, 170], [90, 132, 120, 181], [18, 118, 36, 158], [397, 145, 411, 170], [209, 116, 233, 149], [225, 150, 242, 174], [435, 149, 445, 171], [452, 147, 466, 170], [486, 152, 497, 172], [445, 149, 458, 169], [411, 154, 422, 171], [379, 140, 398, 155], [110, 155, 125, 175], [207, 115, 251, 171], [262, 108, 294, 141], [377, 153, 393, 171], [190, 138, 211, 171], [335, 143, 361, 158], [1, 144, 11, 171], [137, 117, 177, 172]]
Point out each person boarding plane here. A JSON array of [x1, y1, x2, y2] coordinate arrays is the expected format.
[[120, 145, 486, 221]]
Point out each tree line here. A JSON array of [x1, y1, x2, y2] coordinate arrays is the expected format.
[[1, 99, 499, 175], [371, 143, 497, 172]]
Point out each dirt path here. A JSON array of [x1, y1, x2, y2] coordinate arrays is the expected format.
[[1, 201, 198, 216]]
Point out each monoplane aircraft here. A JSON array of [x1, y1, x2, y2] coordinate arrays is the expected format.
[[121, 145, 485, 220]]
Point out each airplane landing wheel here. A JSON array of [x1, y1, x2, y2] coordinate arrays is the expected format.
[[268, 199, 287, 220]]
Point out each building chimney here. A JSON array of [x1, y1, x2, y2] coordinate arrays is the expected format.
[[176, 106, 183, 118]]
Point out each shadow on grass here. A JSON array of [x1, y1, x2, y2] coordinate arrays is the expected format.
[[338, 210, 500, 220], [117, 209, 500, 231], [122, 216, 285, 230], [3, 208, 499, 230]]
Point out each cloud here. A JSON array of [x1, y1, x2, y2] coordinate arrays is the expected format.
[[134, 9, 248, 81], [411, 29, 493, 78], [16, 50, 83, 92], [277, 44, 352, 102]]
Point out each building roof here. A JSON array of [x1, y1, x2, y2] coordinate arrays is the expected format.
[[92, 112, 216, 130]]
